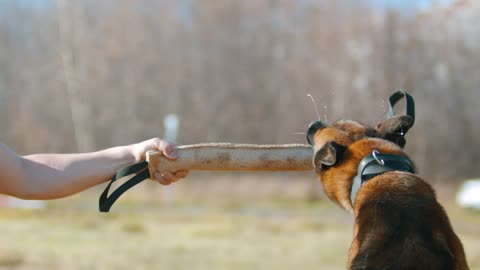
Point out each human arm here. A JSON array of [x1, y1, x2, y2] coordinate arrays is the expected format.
[[0, 138, 188, 200]]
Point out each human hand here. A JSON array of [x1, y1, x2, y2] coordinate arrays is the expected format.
[[131, 138, 189, 185]]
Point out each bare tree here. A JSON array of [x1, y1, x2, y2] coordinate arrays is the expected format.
[[56, 0, 96, 152]]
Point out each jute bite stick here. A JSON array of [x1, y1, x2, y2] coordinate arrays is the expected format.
[[100, 143, 314, 212], [146, 143, 314, 177]]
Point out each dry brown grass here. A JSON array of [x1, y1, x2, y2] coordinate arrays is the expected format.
[[0, 175, 479, 270]]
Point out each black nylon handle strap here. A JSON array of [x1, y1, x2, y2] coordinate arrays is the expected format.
[[99, 161, 150, 212], [387, 90, 415, 123]]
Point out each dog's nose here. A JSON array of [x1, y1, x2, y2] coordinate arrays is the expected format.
[[307, 120, 326, 146]]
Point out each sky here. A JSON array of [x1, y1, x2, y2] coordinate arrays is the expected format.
[[368, 0, 453, 11], [0, 0, 456, 13]]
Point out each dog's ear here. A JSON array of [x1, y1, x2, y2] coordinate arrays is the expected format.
[[376, 115, 414, 148], [377, 91, 415, 148], [314, 141, 346, 168]]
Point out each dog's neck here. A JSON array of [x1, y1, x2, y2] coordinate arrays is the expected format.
[[350, 150, 414, 206]]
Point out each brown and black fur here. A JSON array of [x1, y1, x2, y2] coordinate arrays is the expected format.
[[307, 117, 469, 270]]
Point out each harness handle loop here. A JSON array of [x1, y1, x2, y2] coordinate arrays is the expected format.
[[387, 90, 415, 124]]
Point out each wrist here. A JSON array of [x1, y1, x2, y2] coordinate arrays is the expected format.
[[127, 144, 138, 163], [129, 142, 146, 162]]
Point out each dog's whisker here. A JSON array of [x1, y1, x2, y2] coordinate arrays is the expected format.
[[323, 105, 328, 122], [307, 94, 322, 121]]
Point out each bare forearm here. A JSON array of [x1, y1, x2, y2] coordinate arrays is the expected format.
[[20, 146, 135, 199], [0, 138, 187, 200]]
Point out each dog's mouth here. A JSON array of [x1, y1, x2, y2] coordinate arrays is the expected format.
[[307, 120, 329, 172], [312, 150, 327, 173]]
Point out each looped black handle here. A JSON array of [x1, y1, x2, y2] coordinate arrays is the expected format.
[[386, 90, 415, 124], [99, 161, 150, 212]]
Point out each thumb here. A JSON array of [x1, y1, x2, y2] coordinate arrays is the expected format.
[[162, 143, 178, 160]]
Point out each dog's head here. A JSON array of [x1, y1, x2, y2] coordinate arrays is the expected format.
[[306, 102, 414, 211]]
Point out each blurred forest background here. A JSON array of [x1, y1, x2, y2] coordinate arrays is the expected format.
[[2, 1, 480, 269], [0, 0, 479, 185]]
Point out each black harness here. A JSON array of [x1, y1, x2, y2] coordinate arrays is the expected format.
[[350, 150, 414, 206], [350, 90, 416, 206]]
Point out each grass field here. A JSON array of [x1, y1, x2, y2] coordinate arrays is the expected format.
[[1, 174, 479, 270]]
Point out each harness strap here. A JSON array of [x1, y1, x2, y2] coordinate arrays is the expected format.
[[99, 161, 150, 212], [387, 90, 415, 124], [350, 152, 414, 206]]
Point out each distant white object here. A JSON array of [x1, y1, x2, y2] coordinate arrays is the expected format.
[[0, 195, 46, 209], [162, 114, 180, 204], [163, 114, 179, 141], [456, 179, 480, 210]]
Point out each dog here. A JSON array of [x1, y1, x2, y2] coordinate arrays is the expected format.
[[306, 92, 469, 269]]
